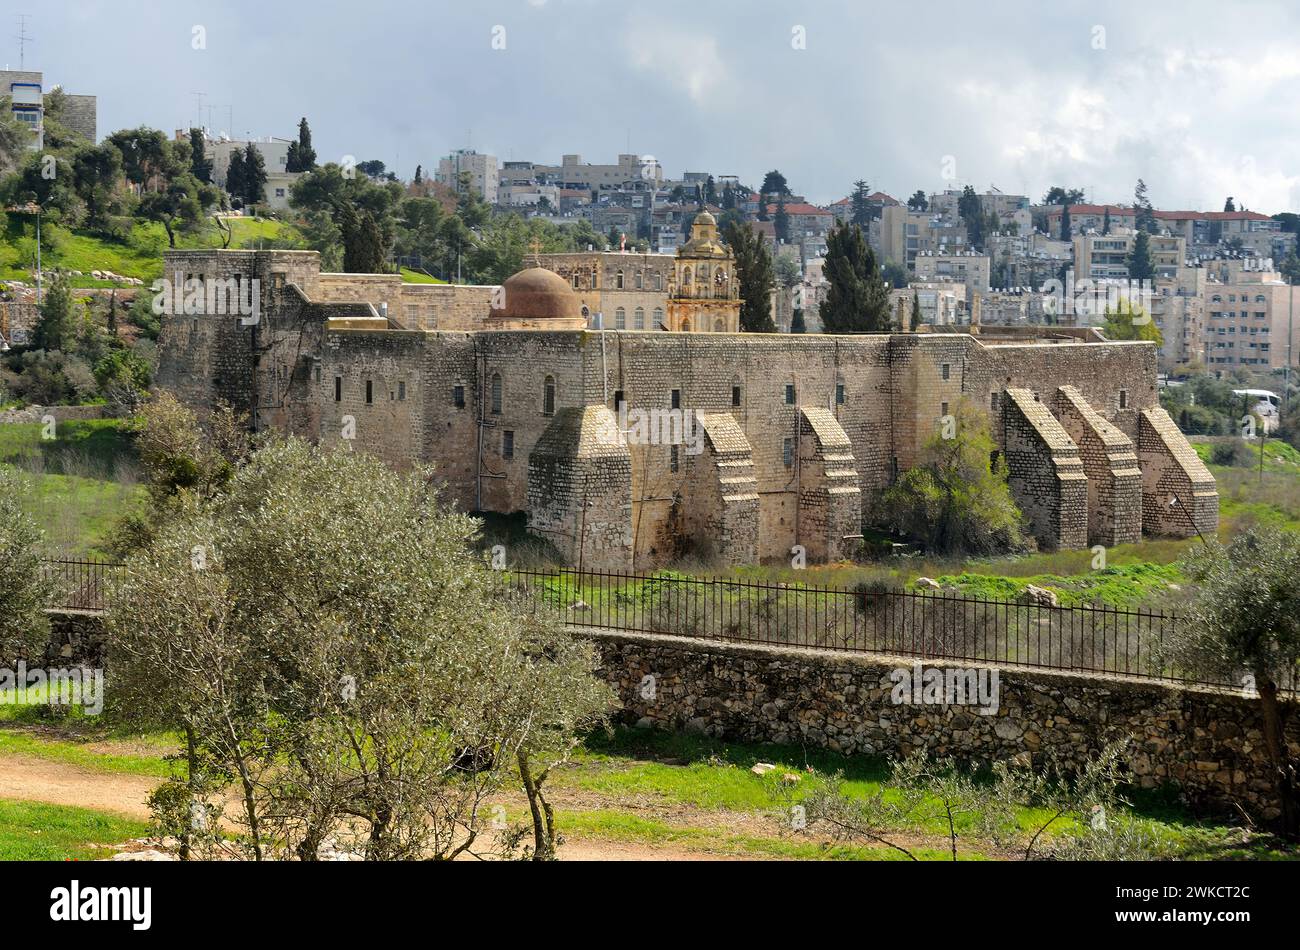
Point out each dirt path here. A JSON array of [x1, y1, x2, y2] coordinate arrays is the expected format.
[[0, 754, 158, 819], [0, 752, 973, 861], [0, 753, 761, 860]]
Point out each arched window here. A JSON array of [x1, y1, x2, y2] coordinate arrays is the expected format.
[[615, 307, 627, 330], [653, 273, 663, 291], [543, 376, 556, 415], [635, 307, 645, 329], [653, 307, 664, 327], [616, 270, 625, 289], [714, 319, 725, 332], [681, 319, 692, 332], [635, 271, 643, 289], [490, 373, 502, 414], [682, 268, 692, 285]]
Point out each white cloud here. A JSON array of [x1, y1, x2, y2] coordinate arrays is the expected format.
[[622, 19, 733, 107]]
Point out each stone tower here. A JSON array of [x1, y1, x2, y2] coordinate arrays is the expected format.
[[666, 211, 742, 332]]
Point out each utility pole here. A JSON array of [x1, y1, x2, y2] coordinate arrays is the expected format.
[[1287, 269, 1295, 419]]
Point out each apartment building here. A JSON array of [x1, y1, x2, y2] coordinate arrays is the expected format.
[[881, 205, 969, 270], [437, 149, 499, 204], [0, 69, 97, 150], [927, 189, 1029, 220], [828, 191, 900, 223], [1072, 229, 1185, 280], [1046, 204, 1136, 239], [521, 153, 662, 193], [988, 230, 1072, 289], [977, 288, 1051, 326], [913, 250, 990, 299], [1203, 267, 1299, 371], [1150, 270, 1208, 372], [889, 282, 969, 326]]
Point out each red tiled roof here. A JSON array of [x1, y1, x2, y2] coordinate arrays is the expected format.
[[1197, 210, 1271, 221], [764, 202, 832, 216], [1058, 204, 1132, 215]]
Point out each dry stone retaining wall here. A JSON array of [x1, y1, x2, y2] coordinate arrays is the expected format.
[[590, 628, 1298, 823]]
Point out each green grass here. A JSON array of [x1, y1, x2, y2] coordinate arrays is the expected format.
[[399, 267, 447, 284], [1, 217, 302, 285], [558, 728, 1294, 860], [0, 418, 144, 557], [930, 562, 1183, 608], [551, 809, 980, 860], [0, 800, 148, 860], [0, 726, 174, 778], [0, 418, 135, 469]]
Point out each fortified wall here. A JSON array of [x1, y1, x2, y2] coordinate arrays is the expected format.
[[156, 249, 1217, 569]]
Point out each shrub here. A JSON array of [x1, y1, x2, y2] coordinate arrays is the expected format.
[[880, 400, 1026, 556]]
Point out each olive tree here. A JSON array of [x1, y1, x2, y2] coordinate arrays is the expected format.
[[1164, 527, 1300, 839], [0, 467, 48, 661], [107, 436, 614, 860]]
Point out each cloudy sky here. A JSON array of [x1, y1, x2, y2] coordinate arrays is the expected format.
[[16, 0, 1300, 212]]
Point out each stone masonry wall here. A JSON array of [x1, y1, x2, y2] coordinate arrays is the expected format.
[[155, 247, 1214, 566], [1054, 385, 1143, 546], [1139, 407, 1220, 538], [1003, 388, 1088, 549], [591, 629, 1300, 823]]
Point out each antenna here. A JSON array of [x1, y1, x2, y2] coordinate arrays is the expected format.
[[15, 14, 32, 70], [191, 91, 206, 129]]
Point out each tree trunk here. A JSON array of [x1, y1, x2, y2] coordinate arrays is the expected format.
[[518, 751, 555, 861], [1258, 678, 1298, 840], [181, 726, 197, 861]]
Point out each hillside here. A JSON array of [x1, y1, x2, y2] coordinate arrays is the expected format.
[[0, 217, 300, 288]]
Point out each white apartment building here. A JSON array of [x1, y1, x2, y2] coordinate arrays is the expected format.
[[1072, 229, 1185, 281], [913, 250, 990, 299], [437, 149, 499, 204]]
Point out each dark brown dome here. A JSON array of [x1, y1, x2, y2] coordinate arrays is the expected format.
[[490, 267, 584, 320]]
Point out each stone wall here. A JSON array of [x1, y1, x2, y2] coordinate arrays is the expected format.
[[155, 249, 1218, 569], [591, 628, 1300, 823], [1003, 388, 1088, 549], [1139, 407, 1220, 537], [1054, 385, 1143, 546]]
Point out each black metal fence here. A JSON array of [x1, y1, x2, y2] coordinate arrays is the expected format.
[[501, 568, 1270, 692], [41, 557, 123, 611], [41, 559, 1280, 692]]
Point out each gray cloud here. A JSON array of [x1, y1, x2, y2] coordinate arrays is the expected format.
[[18, 0, 1300, 211]]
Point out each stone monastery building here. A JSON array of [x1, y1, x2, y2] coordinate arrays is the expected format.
[[157, 234, 1217, 570]]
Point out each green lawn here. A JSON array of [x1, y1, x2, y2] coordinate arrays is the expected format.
[[0, 419, 144, 557], [0, 800, 148, 860], [399, 267, 447, 284], [1, 217, 302, 286]]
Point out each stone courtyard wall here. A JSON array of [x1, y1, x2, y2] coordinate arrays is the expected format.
[[590, 628, 1299, 823]]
